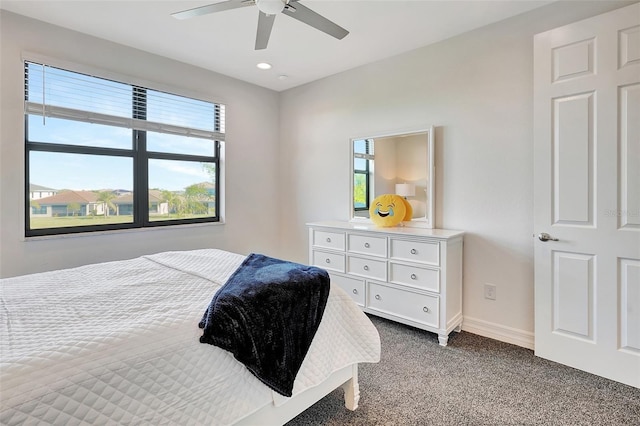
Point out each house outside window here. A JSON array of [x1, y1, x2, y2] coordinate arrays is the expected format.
[[24, 60, 225, 236], [29, 183, 57, 200]]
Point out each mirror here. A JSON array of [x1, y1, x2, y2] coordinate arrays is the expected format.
[[350, 126, 434, 228]]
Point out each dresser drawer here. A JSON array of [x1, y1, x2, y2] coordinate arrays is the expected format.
[[313, 230, 346, 251], [367, 282, 439, 328], [348, 234, 387, 257], [389, 262, 440, 293], [312, 250, 345, 273], [331, 274, 365, 306], [347, 255, 387, 281], [390, 239, 439, 266]]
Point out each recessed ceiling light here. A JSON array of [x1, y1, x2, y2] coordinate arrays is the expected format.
[[256, 62, 272, 70], [278, 75, 288, 80]]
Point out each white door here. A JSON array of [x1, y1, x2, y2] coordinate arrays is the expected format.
[[534, 3, 640, 388]]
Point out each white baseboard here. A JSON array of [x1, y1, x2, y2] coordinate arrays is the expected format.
[[462, 316, 534, 350]]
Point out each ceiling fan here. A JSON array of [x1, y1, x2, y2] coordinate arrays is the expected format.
[[171, 0, 349, 50]]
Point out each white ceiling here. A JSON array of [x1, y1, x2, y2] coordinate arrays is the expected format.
[[0, 0, 552, 91]]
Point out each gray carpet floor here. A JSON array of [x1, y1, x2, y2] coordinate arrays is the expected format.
[[286, 315, 640, 426]]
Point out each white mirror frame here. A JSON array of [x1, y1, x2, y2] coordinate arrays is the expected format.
[[349, 125, 435, 229]]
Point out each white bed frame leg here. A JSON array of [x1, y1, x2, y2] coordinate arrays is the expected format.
[[342, 364, 360, 411]]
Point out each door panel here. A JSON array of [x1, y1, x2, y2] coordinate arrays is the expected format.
[[552, 38, 595, 82], [619, 83, 640, 230], [534, 3, 640, 388], [553, 251, 594, 340], [619, 26, 640, 68], [620, 258, 640, 352], [553, 93, 594, 225]]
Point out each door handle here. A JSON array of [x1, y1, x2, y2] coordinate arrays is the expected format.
[[538, 232, 559, 242]]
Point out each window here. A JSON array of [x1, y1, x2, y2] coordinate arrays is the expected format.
[[353, 138, 374, 211], [24, 61, 224, 236]]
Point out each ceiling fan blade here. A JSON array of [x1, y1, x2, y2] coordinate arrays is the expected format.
[[172, 0, 253, 20], [255, 12, 276, 50], [282, 2, 348, 40]]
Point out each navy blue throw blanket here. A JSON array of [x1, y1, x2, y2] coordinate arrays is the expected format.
[[199, 253, 330, 397]]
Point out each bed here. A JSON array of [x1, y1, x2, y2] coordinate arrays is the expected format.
[[0, 249, 381, 425]]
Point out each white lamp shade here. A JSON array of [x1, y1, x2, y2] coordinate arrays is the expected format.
[[395, 183, 415, 197]]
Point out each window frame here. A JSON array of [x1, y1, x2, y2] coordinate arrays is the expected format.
[[353, 170, 370, 212], [23, 57, 224, 237], [353, 139, 374, 212]]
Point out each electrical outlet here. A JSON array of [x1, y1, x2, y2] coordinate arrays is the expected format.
[[484, 284, 497, 300]]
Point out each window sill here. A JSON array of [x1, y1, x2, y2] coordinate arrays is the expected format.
[[23, 220, 225, 242]]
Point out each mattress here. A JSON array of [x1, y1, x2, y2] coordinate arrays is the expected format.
[[0, 249, 381, 425]]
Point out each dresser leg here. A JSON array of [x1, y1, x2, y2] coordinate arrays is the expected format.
[[438, 334, 449, 346]]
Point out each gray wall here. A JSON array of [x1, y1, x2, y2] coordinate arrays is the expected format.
[[277, 1, 635, 345], [0, 11, 281, 277], [1, 1, 634, 346]]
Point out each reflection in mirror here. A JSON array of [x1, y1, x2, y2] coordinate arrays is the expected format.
[[350, 126, 434, 228], [353, 139, 374, 214]]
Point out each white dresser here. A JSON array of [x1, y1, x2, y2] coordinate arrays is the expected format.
[[307, 221, 464, 346]]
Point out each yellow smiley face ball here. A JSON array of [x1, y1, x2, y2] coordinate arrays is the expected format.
[[401, 197, 413, 221], [369, 194, 406, 227]]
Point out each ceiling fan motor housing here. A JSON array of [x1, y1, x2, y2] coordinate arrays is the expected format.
[[256, 0, 286, 15]]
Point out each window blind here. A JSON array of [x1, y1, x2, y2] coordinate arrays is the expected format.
[[353, 138, 374, 160], [24, 61, 225, 141]]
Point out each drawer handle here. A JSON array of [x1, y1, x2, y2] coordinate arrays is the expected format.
[[325, 258, 331, 264], [352, 289, 358, 295], [364, 242, 370, 248], [423, 306, 430, 313], [411, 273, 417, 280], [375, 294, 381, 300], [326, 237, 332, 243], [363, 265, 369, 271], [410, 248, 417, 255]]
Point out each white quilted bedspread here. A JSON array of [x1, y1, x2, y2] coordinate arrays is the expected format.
[[0, 249, 380, 425]]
